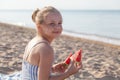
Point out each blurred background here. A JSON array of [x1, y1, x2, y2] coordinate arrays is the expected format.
[[0, 0, 120, 45], [0, 1, 120, 79]]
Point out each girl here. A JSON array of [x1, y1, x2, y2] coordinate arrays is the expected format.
[[22, 6, 82, 80]]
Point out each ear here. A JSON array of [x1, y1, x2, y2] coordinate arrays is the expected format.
[[36, 23, 43, 33], [36, 23, 41, 29]]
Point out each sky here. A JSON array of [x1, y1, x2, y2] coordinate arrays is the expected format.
[[0, 0, 120, 10]]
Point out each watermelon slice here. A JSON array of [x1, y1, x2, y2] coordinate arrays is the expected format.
[[71, 49, 82, 62], [64, 53, 73, 65]]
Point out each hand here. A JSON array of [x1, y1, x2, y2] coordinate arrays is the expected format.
[[66, 60, 82, 76], [52, 62, 68, 73]]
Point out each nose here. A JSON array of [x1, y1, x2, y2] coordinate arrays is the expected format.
[[54, 24, 62, 29], [56, 23, 62, 27]]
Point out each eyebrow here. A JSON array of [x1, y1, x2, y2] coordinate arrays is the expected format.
[[47, 20, 62, 23]]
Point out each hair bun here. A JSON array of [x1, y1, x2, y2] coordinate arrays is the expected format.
[[32, 8, 40, 22]]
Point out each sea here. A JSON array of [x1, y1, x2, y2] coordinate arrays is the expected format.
[[0, 9, 120, 46]]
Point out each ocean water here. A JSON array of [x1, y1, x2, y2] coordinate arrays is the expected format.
[[0, 10, 120, 45]]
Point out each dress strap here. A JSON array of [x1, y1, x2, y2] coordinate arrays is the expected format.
[[25, 41, 48, 61]]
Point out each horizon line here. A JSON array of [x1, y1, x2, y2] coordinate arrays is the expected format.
[[0, 9, 120, 11]]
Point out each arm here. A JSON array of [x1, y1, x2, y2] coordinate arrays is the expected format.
[[38, 44, 81, 80], [50, 61, 82, 80]]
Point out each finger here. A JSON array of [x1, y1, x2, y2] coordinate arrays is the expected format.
[[77, 63, 83, 69], [77, 61, 82, 66]]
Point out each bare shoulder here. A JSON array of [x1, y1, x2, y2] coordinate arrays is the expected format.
[[35, 42, 54, 57], [36, 42, 54, 67]]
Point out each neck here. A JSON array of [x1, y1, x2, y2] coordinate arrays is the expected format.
[[36, 33, 53, 44]]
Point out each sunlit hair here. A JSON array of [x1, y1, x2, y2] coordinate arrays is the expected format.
[[32, 6, 61, 24]]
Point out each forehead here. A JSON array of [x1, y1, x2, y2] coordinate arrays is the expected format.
[[44, 12, 62, 22]]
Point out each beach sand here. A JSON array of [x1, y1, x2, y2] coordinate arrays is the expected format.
[[0, 22, 120, 80]]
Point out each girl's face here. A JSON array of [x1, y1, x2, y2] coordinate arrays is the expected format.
[[40, 12, 63, 39]]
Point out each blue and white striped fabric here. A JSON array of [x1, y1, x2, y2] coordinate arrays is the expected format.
[[22, 60, 38, 80], [0, 71, 21, 80], [0, 61, 38, 80]]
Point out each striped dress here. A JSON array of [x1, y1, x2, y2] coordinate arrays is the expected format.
[[22, 60, 38, 80]]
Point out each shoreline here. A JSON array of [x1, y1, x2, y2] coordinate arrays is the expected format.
[[1, 21, 120, 47], [0, 22, 120, 79], [63, 31, 120, 47]]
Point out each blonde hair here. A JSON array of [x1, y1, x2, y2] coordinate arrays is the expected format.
[[32, 6, 61, 24]]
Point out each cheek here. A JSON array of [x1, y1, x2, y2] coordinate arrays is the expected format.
[[45, 29, 50, 33], [45, 28, 52, 33], [61, 27, 63, 31], [60, 27, 63, 32]]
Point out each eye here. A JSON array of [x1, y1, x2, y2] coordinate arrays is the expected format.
[[49, 23, 55, 26], [58, 22, 62, 25]]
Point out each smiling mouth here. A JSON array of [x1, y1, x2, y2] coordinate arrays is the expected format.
[[52, 31, 60, 33]]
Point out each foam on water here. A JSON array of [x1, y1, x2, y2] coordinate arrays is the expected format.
[[62, 31, 120, 46]]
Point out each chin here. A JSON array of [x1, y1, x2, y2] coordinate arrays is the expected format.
[[53, 34, 61, 38]]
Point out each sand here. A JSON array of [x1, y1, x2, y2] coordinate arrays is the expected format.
[[0, 22, 120, 80]]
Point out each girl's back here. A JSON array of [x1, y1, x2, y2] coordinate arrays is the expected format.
[[22, 37, 49, 80]]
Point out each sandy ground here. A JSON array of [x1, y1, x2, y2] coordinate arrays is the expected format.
[[0, 22, 120, 80]]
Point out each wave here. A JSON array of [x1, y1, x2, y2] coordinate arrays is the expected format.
[[0, 21, 26, 26], [62, 30, 120, 46], [10, 22, 26, 26], [1, 21, 120, 46]]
